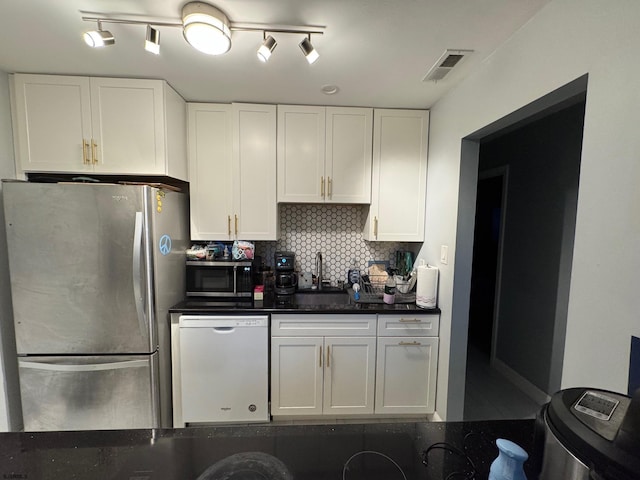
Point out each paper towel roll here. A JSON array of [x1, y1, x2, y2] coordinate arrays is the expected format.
[[416, 263, 438, 308]]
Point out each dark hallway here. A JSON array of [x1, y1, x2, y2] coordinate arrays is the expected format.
[[464, 99, 586, 420]]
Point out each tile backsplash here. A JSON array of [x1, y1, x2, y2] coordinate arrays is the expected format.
[[255, 204, 421, 284]]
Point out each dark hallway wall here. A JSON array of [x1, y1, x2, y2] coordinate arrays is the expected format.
[[477, 101, 585, 394]]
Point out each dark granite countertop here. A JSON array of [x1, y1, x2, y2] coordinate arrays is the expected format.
[[170, 298, 441, 315], [0, 419, 537, 480]]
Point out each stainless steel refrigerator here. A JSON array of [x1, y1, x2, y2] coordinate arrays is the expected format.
[[2, 181, 188, 431]]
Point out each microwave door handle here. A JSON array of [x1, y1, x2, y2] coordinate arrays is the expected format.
[[132, 212, 146, 336], [233, 265, 238, 295]]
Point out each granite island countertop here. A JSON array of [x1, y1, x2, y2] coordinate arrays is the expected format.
[[0, 419, 538, 480]]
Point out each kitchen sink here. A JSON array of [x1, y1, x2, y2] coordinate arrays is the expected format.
[[294, 288, 351, 306]]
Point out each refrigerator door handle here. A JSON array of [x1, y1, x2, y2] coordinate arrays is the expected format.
[[132, 211, 147, 337], [19, 359, 149, 372]]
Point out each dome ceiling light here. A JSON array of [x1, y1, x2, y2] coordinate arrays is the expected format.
[[182, 2, 231, 55], [81, 2, 324, 62]]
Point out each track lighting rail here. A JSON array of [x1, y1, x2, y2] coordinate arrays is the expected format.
[[81, 3, 324, 62]]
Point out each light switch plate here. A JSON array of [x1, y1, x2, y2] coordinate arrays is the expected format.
[[440, 245, 448, 264]]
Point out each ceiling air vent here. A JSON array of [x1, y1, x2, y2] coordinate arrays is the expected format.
[[423, 49, 474, 82]]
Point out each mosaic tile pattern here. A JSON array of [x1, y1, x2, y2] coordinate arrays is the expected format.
[[255, 204, 420, 285]]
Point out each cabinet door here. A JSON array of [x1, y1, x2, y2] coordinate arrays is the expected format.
[[375, 336, 438, 414], [12, 74, 92, 173], [325, 107, 373, 204], [277, 105, 326, 202], [365, 109, 429, 241], [323, 337, 376, 414], [233, 103, 278, 240], [271, 337, 324, 416], [188, 104, 233, 240], [90, 78, 165, 174]]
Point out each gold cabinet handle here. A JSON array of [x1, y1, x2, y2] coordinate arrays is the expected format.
[[374, 216, 378, 237], [234, 214, 238, 236], [399, 318, 422, 323], [319, 346, 323, 368], [326, 345, 330, 368], [227, 215, 231, 237], [399, 341, 422, 346], [320, 176, 325, 198], [82, 140, 90, 165], [91, 139, 98, 164], [328, 177, 332, 199]]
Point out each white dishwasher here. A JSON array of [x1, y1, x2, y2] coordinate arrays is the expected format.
[[178, 315, 269, 424]]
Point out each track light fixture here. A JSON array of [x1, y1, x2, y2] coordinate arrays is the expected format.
[[83, 20, 115, 48], [145, 25, 160, 55], [299, 35, 319, 64], [81, 2, 323, 62], [257, 34, 277, 62]]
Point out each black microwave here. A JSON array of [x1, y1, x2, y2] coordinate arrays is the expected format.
[[186, 261, 254, 298]]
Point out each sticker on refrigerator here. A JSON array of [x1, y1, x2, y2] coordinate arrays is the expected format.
[[159, 235, 172, 255]]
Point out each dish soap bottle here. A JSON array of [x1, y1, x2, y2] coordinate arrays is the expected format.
[[488, 439, 528, 480], [383, 274, 396, 304]]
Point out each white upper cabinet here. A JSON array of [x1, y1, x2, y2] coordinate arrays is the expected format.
[[188, 103, 278, 241], [325, 107, 373, 203], [11, 74, 187, 180], [277, 105, 325, 202], [232, 103, 278, 240], [277, 105, 373, 203], [364, 109, 429, 241], [188, 103, 233, 241]]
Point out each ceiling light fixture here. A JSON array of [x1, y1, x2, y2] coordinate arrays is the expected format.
[[144, 25, 160, 55], [80, 2, 324, 62], [257, 34, 277, 62], [299, 35, 319, 64], [182, 2, 231, 55], [83, 21, 115, 48]]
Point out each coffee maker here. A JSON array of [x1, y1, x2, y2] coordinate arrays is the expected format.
[[274, 251, 297, 305]]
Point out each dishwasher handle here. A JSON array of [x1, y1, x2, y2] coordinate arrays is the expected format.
[[211, 327, 235, 333]]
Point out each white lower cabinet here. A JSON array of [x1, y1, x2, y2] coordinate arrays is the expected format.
[[374, 314, 439, 414], [270, 313, 439, 419], [270, 314, 376, 416], [374, 337, 438, 414]]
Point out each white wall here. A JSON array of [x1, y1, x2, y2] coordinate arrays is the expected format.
[[0, 70, 20, 430], [424, 0, 640, 419]]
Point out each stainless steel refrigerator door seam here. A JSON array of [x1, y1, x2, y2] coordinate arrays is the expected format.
[[142, 188, 160, 428]]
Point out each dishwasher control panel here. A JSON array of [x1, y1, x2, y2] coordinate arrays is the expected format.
[[179, 315, 268, 328]]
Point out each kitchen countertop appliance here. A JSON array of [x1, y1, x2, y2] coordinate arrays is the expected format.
[[185, 260, 253, 299], [274, 251, 296, 305], [2, 181, 188, 431], [534, 387, 640, 480]]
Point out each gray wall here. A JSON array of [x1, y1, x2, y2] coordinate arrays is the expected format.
[[0, 70, 20, 431], [479, 102, 584, 394]]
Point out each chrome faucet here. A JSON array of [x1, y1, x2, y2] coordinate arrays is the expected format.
[[316, 252, 323, 290]]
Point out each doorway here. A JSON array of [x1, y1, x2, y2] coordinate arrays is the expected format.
[[468, 169, 506, 357], [463, 99, 586, 421]]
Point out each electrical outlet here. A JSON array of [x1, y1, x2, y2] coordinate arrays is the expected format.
[[440, 245, 448, 265]]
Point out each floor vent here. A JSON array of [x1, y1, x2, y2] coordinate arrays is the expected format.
[[423, 49, 474, 82]]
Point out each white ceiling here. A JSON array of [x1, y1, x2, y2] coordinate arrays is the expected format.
[[0, 0, 550, 108]]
